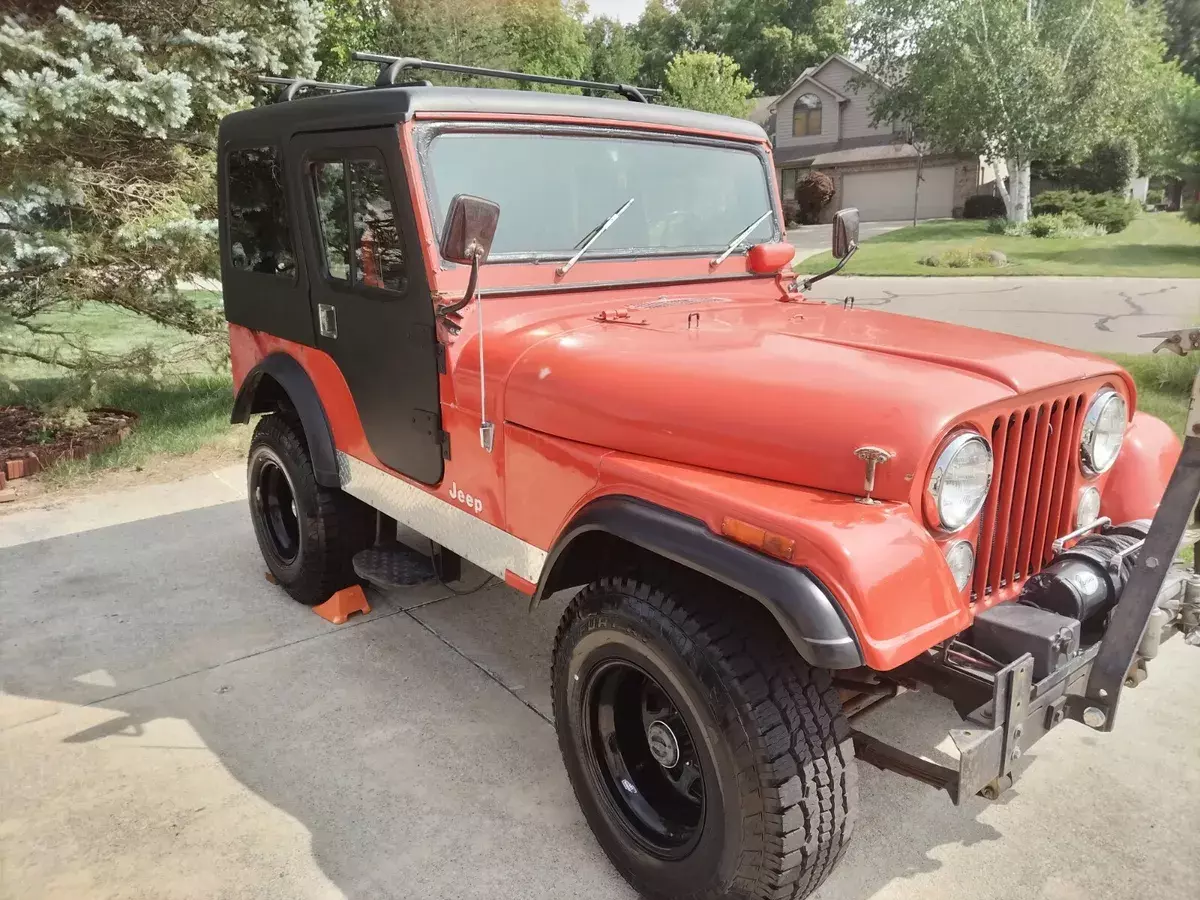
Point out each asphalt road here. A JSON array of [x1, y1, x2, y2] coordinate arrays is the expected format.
[[807, 275, 1200, 353], [2, 469, 1200, 900]]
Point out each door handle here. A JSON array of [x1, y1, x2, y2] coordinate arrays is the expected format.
[[318, 303, 337, 339]]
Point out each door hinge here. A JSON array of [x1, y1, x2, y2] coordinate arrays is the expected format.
[[439, 430, 451, 460], [435, 342, 447, 374]]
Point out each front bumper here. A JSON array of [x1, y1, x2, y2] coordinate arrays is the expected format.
[[854, 428, 1200, 803], [855, 570, 1189, 803]]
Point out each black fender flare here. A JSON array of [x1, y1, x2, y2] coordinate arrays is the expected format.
[[534, 496, 864, 670], [231, 353, 339, 487]]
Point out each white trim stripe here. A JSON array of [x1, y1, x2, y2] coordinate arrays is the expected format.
[[337, 452, 548, 583]]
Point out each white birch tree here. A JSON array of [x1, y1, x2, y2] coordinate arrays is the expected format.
[[852, 0, 1177, 221]]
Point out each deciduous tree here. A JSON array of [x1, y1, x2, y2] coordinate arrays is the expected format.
[[584, 15, 643, 86], [853, 0, 1177, 221], [662, 50, 754, 117]]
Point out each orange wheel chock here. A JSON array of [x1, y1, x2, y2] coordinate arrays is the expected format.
[[313, 585, 371, 625]]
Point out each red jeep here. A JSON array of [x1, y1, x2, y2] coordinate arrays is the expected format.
[[219, 57, 1198, 900]]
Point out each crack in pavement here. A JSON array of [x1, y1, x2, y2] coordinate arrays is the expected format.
[[1095, 292, 1148, 333]]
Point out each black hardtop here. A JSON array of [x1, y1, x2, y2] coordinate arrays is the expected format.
[[218, 84, 768, 145]]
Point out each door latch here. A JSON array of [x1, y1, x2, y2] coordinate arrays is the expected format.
[[318, 303, 338, 339]]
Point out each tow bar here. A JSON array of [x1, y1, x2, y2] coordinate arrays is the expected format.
[[1082, 328, 1200, 730]]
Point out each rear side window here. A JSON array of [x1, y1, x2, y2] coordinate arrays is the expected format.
[[310, 154, 406, 291], [226, 147, 296, 277]]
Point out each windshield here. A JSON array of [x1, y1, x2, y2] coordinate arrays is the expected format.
[[419, 128, 779, 262]]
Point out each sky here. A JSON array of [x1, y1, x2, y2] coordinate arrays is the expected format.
[[586, 0, 648, 24]]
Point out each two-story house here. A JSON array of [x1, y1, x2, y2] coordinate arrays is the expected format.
[[754, 54, 994, 222]]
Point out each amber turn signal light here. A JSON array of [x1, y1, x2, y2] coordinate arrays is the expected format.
[[721, 516, 795, 561]]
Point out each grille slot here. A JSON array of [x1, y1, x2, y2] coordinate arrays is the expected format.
[[972, 394, 1084, 601]]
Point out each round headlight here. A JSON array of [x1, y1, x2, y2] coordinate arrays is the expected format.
[[927, 433, 993, 531], [1081, 388, 1127, 475], [944, 540, 975, 592]]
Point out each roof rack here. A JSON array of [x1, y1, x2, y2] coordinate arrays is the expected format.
[[258, 76, 366, 103], [351, 52, 661, 103]]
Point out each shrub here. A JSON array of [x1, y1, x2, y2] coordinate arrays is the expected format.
[[1185, 202, 1200, 226], [1027, 214, 1058, 237], [794, 170, 835, 225], [1032, 190, 1077, 215], [1085, 193, 1140, 233], [919, 247, 1005, 269], [1031, 190, 1139, 233], [1145, 189, 1165, 207], [1008, 211, 1104, 238], [963, 193, 1007, 219], [986, 217, 1007, 234]]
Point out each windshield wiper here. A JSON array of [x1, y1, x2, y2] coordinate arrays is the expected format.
[[709, 210, 773, 269], [558, 198, 634, 276]]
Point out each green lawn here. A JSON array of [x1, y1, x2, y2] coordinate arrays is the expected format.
[[1, 291, 244, 488], [798, 212, 1200, 277]]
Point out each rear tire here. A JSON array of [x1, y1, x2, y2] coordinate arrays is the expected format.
[[247, 413, 373, 606], [551, 575, 856, 900]]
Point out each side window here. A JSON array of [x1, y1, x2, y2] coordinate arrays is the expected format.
[[350, 159, 406, 290], [226, 147, 296, 277], [310, 154, 407, 292], [312, 161, 350, 281]]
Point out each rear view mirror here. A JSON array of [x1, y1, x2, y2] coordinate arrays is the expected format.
[[832, 207, 860, 259], [440, 194, 500, 264]]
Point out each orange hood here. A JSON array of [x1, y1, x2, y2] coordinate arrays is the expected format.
[[499, 296, 1129, 502]]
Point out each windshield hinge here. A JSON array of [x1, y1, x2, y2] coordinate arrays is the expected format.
[[439, 429, 451, 460], [435, 342, 447, 374]]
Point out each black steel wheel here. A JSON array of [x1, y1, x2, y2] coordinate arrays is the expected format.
[[247, 413, 373, 606], [552, 575, 857, 900], [255, 457, 300, 565], [583, 659, 705, 858]]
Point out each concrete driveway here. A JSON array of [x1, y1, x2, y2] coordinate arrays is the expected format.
[[3, 470, 1200, 900], [807, 276, 1200, 353]]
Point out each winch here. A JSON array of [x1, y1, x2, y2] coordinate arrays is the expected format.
[[1019, 520, 1151, 623]]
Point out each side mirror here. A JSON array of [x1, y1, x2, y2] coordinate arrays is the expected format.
[[832, 207, 860, 259], [440, 194, 500, 264]]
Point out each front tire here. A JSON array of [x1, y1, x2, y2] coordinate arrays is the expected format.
[[552, 576, 856, 900], [247, 413, 372, 606]]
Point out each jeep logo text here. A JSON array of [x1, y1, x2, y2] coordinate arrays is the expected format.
[[448, 482, 484, 515]]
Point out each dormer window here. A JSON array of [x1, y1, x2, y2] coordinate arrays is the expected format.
[[793, 93, 822, 137]]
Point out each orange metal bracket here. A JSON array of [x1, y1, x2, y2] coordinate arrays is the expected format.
[[313, 585, 371, 624]]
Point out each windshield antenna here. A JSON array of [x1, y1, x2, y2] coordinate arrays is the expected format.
[[557, 198, 634, 277]]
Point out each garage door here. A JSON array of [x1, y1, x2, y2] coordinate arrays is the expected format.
[[840, 165, 955, 221]]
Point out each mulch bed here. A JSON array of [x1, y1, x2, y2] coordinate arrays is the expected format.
[[0, 406, 138, 486]]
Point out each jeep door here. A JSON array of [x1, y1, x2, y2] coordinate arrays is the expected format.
[[290, 127, 444, 485]]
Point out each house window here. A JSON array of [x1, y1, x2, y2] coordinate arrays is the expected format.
[[793, 94, 822, 138], [781, 168, 798, 201], [226, 147, 296, 277]]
